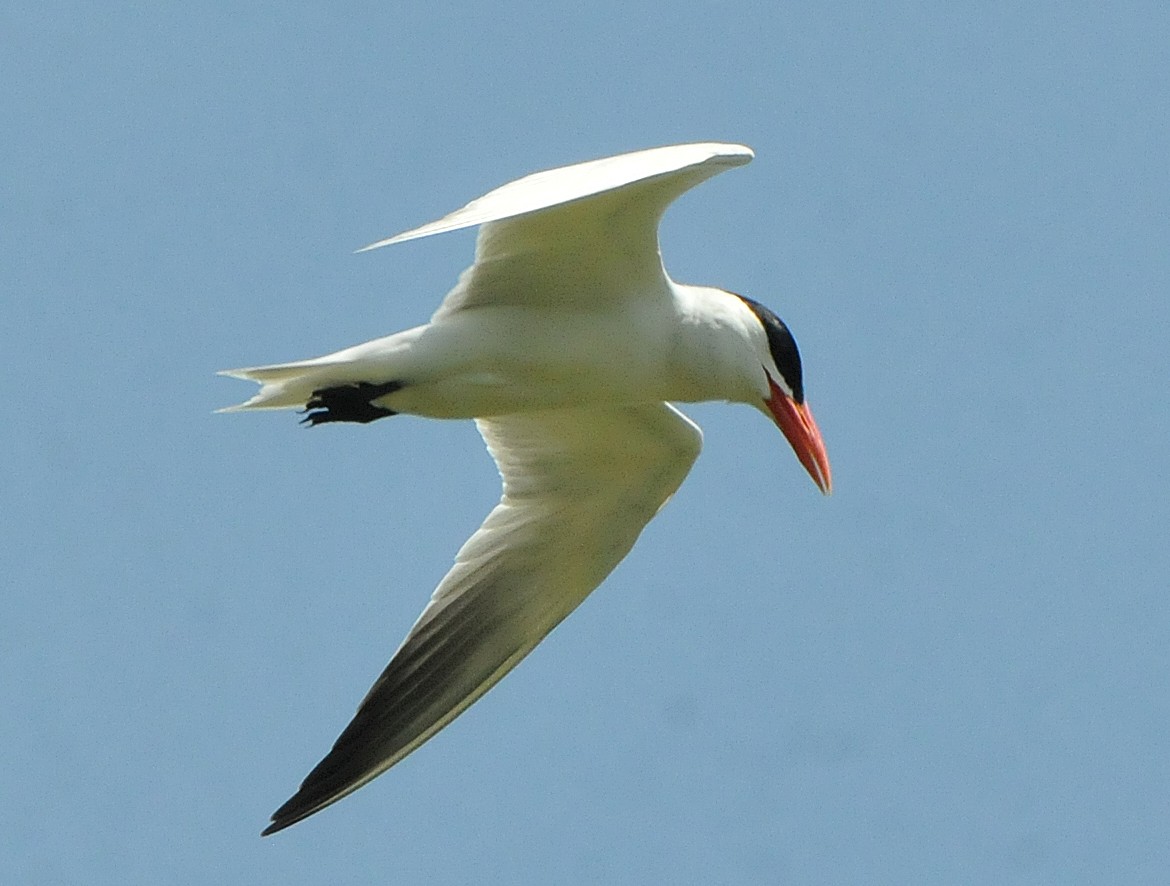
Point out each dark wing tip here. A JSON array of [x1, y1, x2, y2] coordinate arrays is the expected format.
[[260, 746, 373, 836], [258, 580, 533, 836], [261, 792, 317, 837], [259, 754, 373, 837], [260, 820, 284, 838]]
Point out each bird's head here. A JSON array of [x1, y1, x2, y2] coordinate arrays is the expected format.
[[738, 295, 832, 494]]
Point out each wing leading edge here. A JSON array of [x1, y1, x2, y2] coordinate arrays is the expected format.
[[357, 142, 753, 253]]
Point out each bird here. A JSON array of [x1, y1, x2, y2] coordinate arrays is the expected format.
[[220, 142, 832, 835]]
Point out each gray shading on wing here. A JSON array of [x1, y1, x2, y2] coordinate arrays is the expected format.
[[263, 403, 702, 835]]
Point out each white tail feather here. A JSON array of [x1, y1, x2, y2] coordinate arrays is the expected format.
[[217, 361, 357, 413]]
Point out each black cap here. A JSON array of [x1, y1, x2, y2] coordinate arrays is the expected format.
[[735, 294, 805, 403]]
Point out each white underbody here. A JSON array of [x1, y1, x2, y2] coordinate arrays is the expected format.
[[221, 281, 770, 419]]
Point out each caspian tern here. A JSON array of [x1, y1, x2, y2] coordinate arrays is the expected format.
[[221, 142, 831, 835]]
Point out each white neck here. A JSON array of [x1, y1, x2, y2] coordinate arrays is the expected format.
[[666, 283, 770, 406]]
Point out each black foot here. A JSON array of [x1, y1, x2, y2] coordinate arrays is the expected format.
[[300, 381, 403, 426]]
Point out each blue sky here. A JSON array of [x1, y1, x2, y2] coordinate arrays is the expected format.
[[4, 2, 1168, 883]]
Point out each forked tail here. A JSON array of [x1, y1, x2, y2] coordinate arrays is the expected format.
[[217, 360, 368, 413]]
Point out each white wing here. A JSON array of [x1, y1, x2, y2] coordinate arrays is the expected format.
[[264, 403, 702, 834], [360, 142, 752, 251], [358, 143, 753, 317]]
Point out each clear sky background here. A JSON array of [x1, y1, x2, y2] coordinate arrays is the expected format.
[[4, 3, 1168, 883]]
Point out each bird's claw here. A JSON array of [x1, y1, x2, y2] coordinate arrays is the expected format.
[[299, 381, 403, 426]]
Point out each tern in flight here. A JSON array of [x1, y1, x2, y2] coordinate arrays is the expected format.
[[221, 142, 832, 835]]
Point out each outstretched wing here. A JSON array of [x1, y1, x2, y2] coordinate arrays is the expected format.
[[359, 142, 752, 252], [358, 143, 753, 317], [263, 403, 703, 835]]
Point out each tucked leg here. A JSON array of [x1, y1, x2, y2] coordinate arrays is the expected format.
[[300, 381, 404, 426]]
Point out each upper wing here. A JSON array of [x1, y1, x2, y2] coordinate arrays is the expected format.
[[359, 143, 752, 252], [263, 403, 703, 835], [358, 143, 753, 317]]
